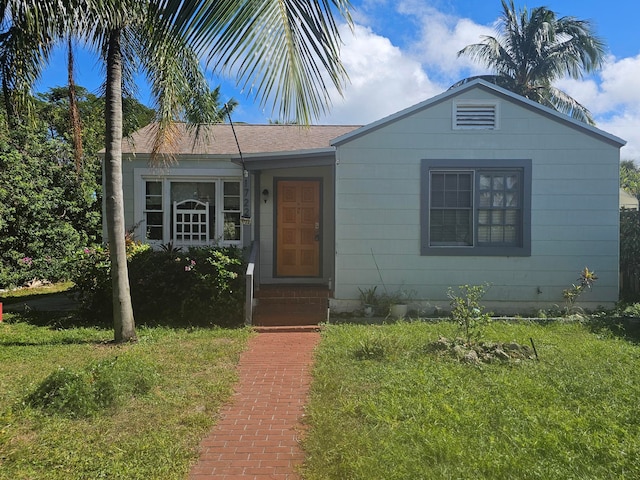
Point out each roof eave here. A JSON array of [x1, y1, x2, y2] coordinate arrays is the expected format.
[[231, 147, 337, 171]]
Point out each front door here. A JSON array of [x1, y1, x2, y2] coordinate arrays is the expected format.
[[276, 180, 321, 277]]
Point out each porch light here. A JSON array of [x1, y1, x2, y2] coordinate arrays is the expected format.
[[262, 188, 269, 203]]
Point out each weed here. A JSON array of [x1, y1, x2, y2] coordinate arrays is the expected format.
[[26, 355, 158, 417], [563, 267, 598, 315]]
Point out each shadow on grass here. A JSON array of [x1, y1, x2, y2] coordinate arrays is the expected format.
[[587, 316, 640, 344], [5, 307, 244, 333]]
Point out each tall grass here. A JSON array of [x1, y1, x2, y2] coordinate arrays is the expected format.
[[303, 321, 640, 479], [0, 314, 251, 479]]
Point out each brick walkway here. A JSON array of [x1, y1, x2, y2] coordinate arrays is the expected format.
[[189, 329, 321, 479]]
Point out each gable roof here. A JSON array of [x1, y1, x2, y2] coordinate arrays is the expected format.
[[121, 123, 361, 156], [332, 79, 626, 148]]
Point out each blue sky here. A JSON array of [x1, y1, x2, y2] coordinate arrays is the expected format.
[[38, 0, 640, 158]]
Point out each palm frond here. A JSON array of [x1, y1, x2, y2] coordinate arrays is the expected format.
[[162, 0, 352, 124], [457, 0, 605, 124], [544, 86, 595, 125]]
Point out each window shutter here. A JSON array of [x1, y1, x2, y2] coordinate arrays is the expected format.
[[454, 103, 497, 129]]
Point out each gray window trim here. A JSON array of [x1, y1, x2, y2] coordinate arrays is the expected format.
[[420, 159, 532, 256]]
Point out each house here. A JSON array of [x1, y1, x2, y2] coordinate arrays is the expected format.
[[620, 188, 639, 210], [114, 79, 626, 322]]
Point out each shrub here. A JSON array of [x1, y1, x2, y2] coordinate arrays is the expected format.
[[26, 356, 158, 418], [447, 284, 492, 344], [0, 126, 101, 289], [620, 209, 640, 300], [71, 244, 246, 327]]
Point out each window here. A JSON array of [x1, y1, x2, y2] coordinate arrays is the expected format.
[[144, 181, 163, 240], [140, 177, 242, 246], [421, 159, 531, 256]]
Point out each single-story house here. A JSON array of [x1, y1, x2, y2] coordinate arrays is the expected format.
[[111, 79, 626, 323]]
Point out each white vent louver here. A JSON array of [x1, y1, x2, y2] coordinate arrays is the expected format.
[[455, 103, 497, 129]]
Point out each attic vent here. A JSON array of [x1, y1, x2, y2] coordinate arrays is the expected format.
[[454, 102, 498, 129]]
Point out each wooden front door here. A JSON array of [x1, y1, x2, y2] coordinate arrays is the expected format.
[[276, 180, 321, 277]]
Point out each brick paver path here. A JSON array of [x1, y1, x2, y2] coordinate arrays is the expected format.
[[189, 330, 321, 479]]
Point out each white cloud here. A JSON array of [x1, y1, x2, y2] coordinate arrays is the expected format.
[[397, 2, 496, 82], [558, 54, 640, 160], [321, 4, 640, 160], [321, 23, 442, 124], [599, 114, 640, 161]]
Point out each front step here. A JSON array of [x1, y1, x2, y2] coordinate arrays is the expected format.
[[253, 285, 330, 326]]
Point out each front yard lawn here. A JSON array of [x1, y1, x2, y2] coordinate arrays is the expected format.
[[0, 313, 251, 479], [303, 320, 640, 480]]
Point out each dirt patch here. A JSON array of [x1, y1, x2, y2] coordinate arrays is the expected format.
[[427, 336, 537, 364]]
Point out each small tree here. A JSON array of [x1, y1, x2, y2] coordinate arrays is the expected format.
[[447, 284, 492, 344]]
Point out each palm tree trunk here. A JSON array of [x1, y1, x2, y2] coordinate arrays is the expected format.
[[104, 28, 136, 343], [67, 36, 83, 174]]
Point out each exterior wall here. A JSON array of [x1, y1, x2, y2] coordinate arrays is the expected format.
[[258, 166, 335, 285], [333, 88, 621, 314]]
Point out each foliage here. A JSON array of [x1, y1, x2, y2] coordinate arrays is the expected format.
[[620, 209, 640, 299], [0, 124, 100, 288], [36, 86, 155, 156], [447, 284, 492, 343], [454, 0, 605, 124], [26, 355, 157, 418], [620, 160, 640, 200], [2, 0, 352, 343], [0, 321, 251, 479], [304, 321, 640, 480], [377, 288, 416, 315], [358, 286, 379, 306], [562, 267, 598, 314], [70, 244, 246, 327]]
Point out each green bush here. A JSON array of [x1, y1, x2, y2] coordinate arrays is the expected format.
[[26, 356, 157, 418], [71, 244, 246, 327], [0, 126, 101, 289], [620, 209, 640, 300]]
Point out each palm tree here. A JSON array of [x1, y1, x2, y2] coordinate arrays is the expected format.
[[1, 0, 352, 342], [453, 0, 605, 125]]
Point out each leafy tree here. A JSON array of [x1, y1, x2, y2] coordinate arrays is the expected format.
[[0, 123, 100, 288], [36, 86, 155, 156], [454, 0, 605, 125], [620, 160, 640, 200], [1, 0, 351, 343]]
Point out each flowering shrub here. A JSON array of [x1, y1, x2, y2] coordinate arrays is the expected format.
[[71, 244, 245, 327]]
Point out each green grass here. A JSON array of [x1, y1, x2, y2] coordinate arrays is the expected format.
[[303, 320, 640, 480], [0, 313, 252, 479], [0, 281, 74, 303]]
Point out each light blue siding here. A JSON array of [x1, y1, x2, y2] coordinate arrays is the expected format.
[[333, 85, 622, 313]]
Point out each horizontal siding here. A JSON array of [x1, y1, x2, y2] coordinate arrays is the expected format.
[[334, 87, 621, 311]]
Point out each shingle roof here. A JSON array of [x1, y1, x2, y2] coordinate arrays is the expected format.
[[122, 123, 362, 156]]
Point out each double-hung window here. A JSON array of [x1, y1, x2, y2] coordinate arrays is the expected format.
[[139, 177, 242, 247], [421, 159, 531, 256]]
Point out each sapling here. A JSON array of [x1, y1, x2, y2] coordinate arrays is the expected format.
[[447, 284, 492, 344]]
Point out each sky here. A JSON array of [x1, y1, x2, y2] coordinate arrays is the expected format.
[[38, 0, 640, 159]]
